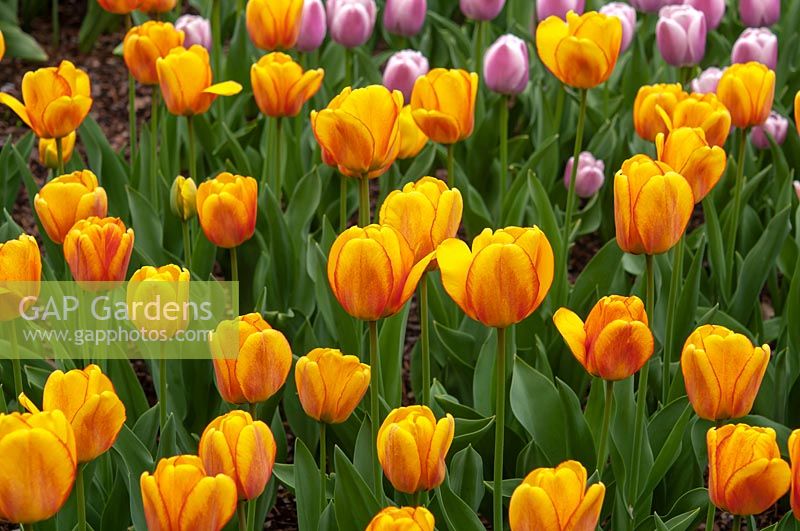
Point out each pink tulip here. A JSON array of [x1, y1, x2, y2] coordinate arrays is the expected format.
[[296, 0, 327, 52], [327, 0, 376, 48], [600, 2, 637, 53], [629, 0, 681, 13], [384, 0, 426, 37], [483, 34, 529, 95], [536, 0, 584, 20], [732, 27, 778, 70], [739, 0, 779, 27], [691, 66, 724, 93], [383, 50, 429, 102], [683, 0, 725, 29], [656, 5, 707, 67], [564, 152, 605, 198], [750, 111, 788, 149], [793, 181, 800, 201], [459, 0, 506, 21], [175, 15, 211, 50]]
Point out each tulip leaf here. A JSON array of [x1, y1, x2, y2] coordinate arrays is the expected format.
[[448, 445, 485, 512], [112, 425, 154, 531], [431, 474, 485, 531], [79, 118, 130, 219], [106, 359, 150, 425], [653, 508, 702, 531], [294, 438, 322, 531], [379, 303, 410, 408], [332, 446, 380, 531]]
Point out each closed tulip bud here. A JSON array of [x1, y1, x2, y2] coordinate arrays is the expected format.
[[599, 3, 636, 52], [656, 5, 706, 67], [170, 175, 197, 221], [708, 424, 790, 515], [379, 176, 462, 262], [246, 0, 304, 50], [199, 411, 277, 500], [141, 455, 238, 531], [536, 11, 622, 89], [614, 155, 694, 255], [327, 0, 377, 48], [554, 295, 654, 381], [295, 348, 371, 423], [196, 173, 257, 248], [672, 92, 732, 147], [460, 0, 506, 21], [691, 66, 724, 94], [312, 85, 403, 178], [397, 105, 429, 160], [633, 83, 685, 141], [156, 46, 242, 116], [383, 50, 430, 103], [123, 22, 185, 86], [251, 52, 324, 118], [139, 0, 175, 12], [411, 68, 478, 144], [685, 0, 725, 29], [97, 0, 139, 14], [655, 127, 726, 202], [296, 0, 327, 52], [377, 406, 454, 493], [0, 234, 41, 321], [0, 410, 77, 524], [732, 27, 778, 70], [366, 507, 435, 531], [210, 313, 293, 404], [794, 181, 800, 201], [563, 151, 605, 198], [39, 131, 76, 169], [789, 430, 800, 519], [750, 111, 788, 149], [739, 0, 779, 27], [34, 170, 108, 244], [717, 61, 776, 129], [484, 34, 529, 95], [536, 0, 584, 20], [127, 265, 191, 337], [681, 324, 769, 421], [175, 15, 212, 50], [0, 60, 91, 139], [437, 226, 554, 328], [327, 225, 433, 321], [629, 0, 681, 12], [384, 0, 426, 37], [63, 217, 134, 287]]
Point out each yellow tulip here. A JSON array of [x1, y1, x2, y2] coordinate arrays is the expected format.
[[633, 83, 685, 142], [127, 264, 191, 337], [246, 0, 304, 51], [795, 91, 800, 136], [170, 175, 198, 221], [251, 52, 324, 118], [39, 131, 76, 169], [124, 21, 186, 85], [656, 127, 727, 203], [196, 172, 258, 248], [717, 62, 775, 129], [0, 234, 42, 321], [0, 29, 5, 62], [295, 348, 371, 423], [63, 217, 135, 286], [788, 429, 800, 520], [397, 105, 429, 159], [410, 69, 478, 145], [366, 507, 435, 531], [34, 169, 108, 244], [671, 92, 732, 148]]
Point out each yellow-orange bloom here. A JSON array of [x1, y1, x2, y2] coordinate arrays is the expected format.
[[251, 52, 324, 118], [717, 62, 775, 129], [199, 411, 276, 500], [707, 424, 790, 516], [614, 155, 693, 255], [295, 348, 371, 424], [140, 455, 238, 531], [19, 364, 125, 463], [410, 69, 478, 145], [196, 172, 257, 248], [671, 93, 732, 148], [553, 295, 654, 381], [139, 0, 176, 12], [366, 507, 435, 531], [681, 324, 769, 421], [123, 21, 185, 86], [377, 405, 454, 494], [509, 460, 605, 531], [656, 127, 727, 203], [633, 83, 685, 142], [327, 224, 433, 321], [312, 85, 403, 179], [397, 105, 429, 159], [210, 313, 293, 404], [437, 227, 554, 328], [39, 131, 76, 169], [127, 264, 191, 337], [0, 60, 92, 139], [0, 29, 5, 61], [789, 430, 800, 520], [156, 45, 242, 116], [63, 217, 135, 286], [246, 0, 304, 51], [0, 410, 77, 524], [170, 175, 197, 221], [795, 91, 800, 136], [379, 176, 462, 264], [34, 170, 108, 244], [0, 234, 42, 321], [536, 11, 622, 89], [97, 0, 139, 14]]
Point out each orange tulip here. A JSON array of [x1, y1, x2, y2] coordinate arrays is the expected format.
[[554, 295, 654, 381], [295, 348, 371, 423], [0, 60, 92, 139], [127, 264, 191, 337], [707, 424, 790, 516], [170, 175, 197, 221], [656, 127, 727, 203], [437, 227, 554, 328], [633, 83, 685, 142], [199, 411, 277, 500], [788, 429, 800, 520], [379, 176, 463, 264], [681, 324, 770, 421], [671, 92, 732, 148], [410, 69, 478, 145], [124, 21, 186, 86], [251, 52, 324, 118], [397, 105, 429, 159], [39, 131, 76, 169], [210, 313, 293, 404], [156, 45, 242, 116], [140, 455, 238, 531], [196, 172, 257, 248], [327, 224, 433, 321], [312, 85, 403, 179], [246, 0, 304, 51], [795, 91, 800, 136], [509, 460, 605, 531], [0, 29, 5, 62], [377, 405, 454, 493], [366, 507, 435, 531], [62, 217, 135, 286], [717, 62, 775, 129], [0, 234, 42, 321], [97, 0, 139, 13], [34, 170, 108, 244], [139, 0, 176, 12], [614, 155, 694, 255]]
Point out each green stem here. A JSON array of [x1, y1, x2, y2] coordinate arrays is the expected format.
[[51, 0, 59, 47], [368, 320, 383, 499], [493, 327, 507, 531], [182, 221, 192, 270], [725, 128, 748, 295], [56, 136, 64, 175], [237, 502, 247, 531], [76, 464, 86, 531], [732, 515, 742, 531], [420, 273, 430, 406], [150, 89, 160, 207], [248, 401, 257, 419], [274, 117, 283, 203], [344, 48, 353, 87], [473, 20, 486, 74], [11, 320, 22, 411], [662, 235, 684, 405], [597, 379, 614, 476], [340, 177, 348, 231], [561, 89, 588, 273], [246, 496, 256, 531], [187, 115, 197, 185], [498, 96, 509, 215], [705, 502, 715, 531], [159, 355, 167, 431], [319, 422, 327, 512], [231, 246, 239, 283], [359, 176, 370, 227], [127, 16, 136, 159], [211, 0, 222, 77], [447, 144, 455, 190]]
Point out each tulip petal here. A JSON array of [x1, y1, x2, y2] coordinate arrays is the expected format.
[[410, 109, 460, 145], [141, 473, 170, 531], [553, 308, 588, 369], [236, 329, 292, 403], [70, 391, 126, 462], [42, 95, 92, 139], [312, 108, 375, 177], [179, 475, 238, 531], [567, 482, 606, 531], [681, 344, 721, 420], [203, 81, 243, 96], [199, 430, 236, 486], [723, 457, 790, 515], [535, 17, 570, 82], [591, 319, 654, 381], [381, 425, 422, 493], [509, 484, 561, 530], [632, 173, 693, 255], [435, 238, 475, 320], [331, 237, 394, 321], [235, 423, 275, 500], [553, 38, 607, 89], [0, 93, 33, 129], [295, 358, 326, 421]]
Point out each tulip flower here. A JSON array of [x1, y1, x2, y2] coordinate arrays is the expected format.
[[196, 172, 257, 249], [0, 29, 4, 62], [366, 507, 435, 531], [707, 424, 790, 516], [672, 92, 732, 147], [410, 68, 478, 145], [794, 181, 800, 201], [563, 151, 605, 198], [460, 0, 505, 20], [251, 52, 324, 118], [633, 83, 686, 141], [63, 217, 134, 287], [295, 348, 371, 423], [127, 264, 191, 336], [536, 0, 584, 20], [97, 0, 139, 13], [39, 131, 76, 169], [685, 0, 725, 29], [199, 411, 277, 500], [691, 66, 724, 94], [635, 87, 732, 146], [789, 429, 800, 519], [717, 62, 775, 129], [656, 5, 707, 67], [739, 0, 779, 27], [655, 127, 727, 202], [141, 455, 238, 531], [397, 105, 429, 160], [599, 2, 636, 53], [629, 0, 681, 12], [377, 405, 454, 493], [750, 111, 788, 149], [384, 0, 426, 37], [296, 0, 327, 52], [732, 27, 778, 70], [509, 460, 605, 531], [138, 0, 175, 12], [34, 170, 108, 245], [210, 313, 293, 405], [0, 234, 42, 323], [246, 0, 304, 50], [175, 15, 212, 50], [170, 176, 198, 222], [0, 410, 77, 524], [123, 21, 185, 86], [383, 50, 429, 103], [681, 324, 770, 421], [327, 0, 377, 48], [484, 34, 529, 95]]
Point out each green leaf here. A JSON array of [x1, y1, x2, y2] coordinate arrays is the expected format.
[[112, 425, 153, 531], [449, 445, 485, 512], [295, 438, 322, 531], [433, 475, 486, 531], [379, 303, 410, 408], [106, 359, 149, 425], [333, 446, 380, 531], [0, 22, 48, 61]]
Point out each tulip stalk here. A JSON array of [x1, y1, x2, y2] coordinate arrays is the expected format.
[[187, 115, 197, 185], [498, 96, 509, 211], [246, 496, 257, 531], [274, 118, 283, 203], [561, 89, 588, 275], [56, 136, 65, 176], [210, 0, 222, 81], [150, 89, 160, 206], [446, 144, 455, 190], [493, 326, 507, 531], [368, 320, 383, 498], [732, 516, 742, 531], [182, 221, 192, 270], [237, 503, 247, 531], [52, 0, 59, 47], [420, 274, 431, 406], [159, 356, 168, 430], [11, 320, 23, 412], [359, 177, 371, 226], [76, 464, 87, 531], [725, 128, 748, 295], [319, 422, 327, 512], [127, 16, 137, 160], [705, 502, 715, 530], [340, 179, 348, 231], [662, 235, 684, 404], [473, 21, 487, 76], [596, 379, 613, 476]]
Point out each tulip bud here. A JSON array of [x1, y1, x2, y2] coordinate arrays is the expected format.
[[536, 0, 584, 20], [63, 217, 134, 287], [563, 151, 605, 198], [0, 234, 42, 321], [383, 50, 429, 103], [628, 0, 681, 12], [296, 0, 327, 52], [366, 507, 435, 531], [139, 0, 175, 12], [246, 0, 304, 50], [384, 0, 426, 37], [175, 15, 212, 50], [599, 2, 637, 53], [750, 111, 788, 149], [411, 68, 479, 144], [717, 62, 775, 129], [210, 313, 293, 405], [251, 52, 324, 118], [656, 5, 707, 67], [196, 172, 258, 248], [295, 348, 371, 423], [510, 461, 605, 531], [170, 175, 197, 221], [790, 429, 800, 519], [483, 34, 529, 95], [327, 0, 377, 48], [732, 27, 778, 70], [459, 0, 506, 21], [199, 411, 277, 500], [97, 0, 139, 14], [127, 265, 191, 337], [396, 105, 429, 160], [739, 0, 779, 27], [690, 66, 723, 94], [377, 406, 454, 493], [684, 0, 725, 29], [39, 131, 76, 169], [655, 127, 726, 202], [794, 181, 800, 201], [34, 170, 108, 244]]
